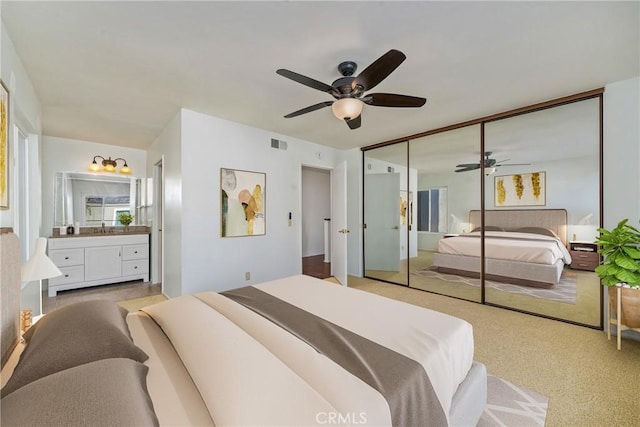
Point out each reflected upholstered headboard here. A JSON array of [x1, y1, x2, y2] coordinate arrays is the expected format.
[[468, 209, 568, 246], [0, 229, 21, 368]]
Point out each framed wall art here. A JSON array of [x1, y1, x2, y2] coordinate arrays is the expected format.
[[220, 168, 265, 237], [495, 171, 546, 207], [0, 80, 9, 210]]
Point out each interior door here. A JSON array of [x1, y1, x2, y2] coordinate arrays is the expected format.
[[364, 173, 401, 272], [331, 160, 348, 286]]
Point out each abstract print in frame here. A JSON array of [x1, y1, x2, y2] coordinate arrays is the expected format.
[[495, 171, 546, 207], [0, 80, 9, 209], [221, 168, 265, 237]]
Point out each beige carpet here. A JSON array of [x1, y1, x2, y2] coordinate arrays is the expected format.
[[117, 294, 167, 312], [345, 275, 640, 427]]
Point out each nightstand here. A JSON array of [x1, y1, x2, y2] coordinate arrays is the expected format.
[[569, 241, 599, 271]]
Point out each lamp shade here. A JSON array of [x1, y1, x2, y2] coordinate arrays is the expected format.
[[21, 238, 62, 282], [332, 98, 364, 120]]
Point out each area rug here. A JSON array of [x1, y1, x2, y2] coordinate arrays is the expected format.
[[413, 267, 577, 304], [481, 374, 548, 427]]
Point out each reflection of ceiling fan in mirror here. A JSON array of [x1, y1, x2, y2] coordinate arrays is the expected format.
[[455, 152, 530, 174]]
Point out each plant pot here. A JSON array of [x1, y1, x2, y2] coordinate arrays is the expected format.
[[608, 286, 640, 328]]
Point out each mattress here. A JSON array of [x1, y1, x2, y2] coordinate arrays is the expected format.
[[437, 231, 572, 265], [131, 275, 479, 426]]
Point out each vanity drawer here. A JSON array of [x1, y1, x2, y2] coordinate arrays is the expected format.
[[122, 244, 149, 261], [49, 248, 84, 267], [122, 259, 149, 276], [49, 265, 84, 286]]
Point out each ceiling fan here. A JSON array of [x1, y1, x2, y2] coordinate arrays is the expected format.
[[276, 49, 426, 130], [455, 152, 530, 173]]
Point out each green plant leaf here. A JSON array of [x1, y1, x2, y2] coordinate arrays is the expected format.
[[615, 269, 638, 284], [622, 246, 640, 259], [614, 255, 640, 271]]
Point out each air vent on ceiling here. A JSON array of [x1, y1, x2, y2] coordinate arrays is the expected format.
[[271, 138, 288, 150]]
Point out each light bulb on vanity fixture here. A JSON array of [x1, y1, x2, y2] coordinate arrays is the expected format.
[[88, 156, 132, 174]]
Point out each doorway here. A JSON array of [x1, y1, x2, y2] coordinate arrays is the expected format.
[[301, 166, 331, 279], [152, 159, 164, 294]]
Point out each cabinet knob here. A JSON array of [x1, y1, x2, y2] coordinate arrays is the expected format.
[[64, 256, 69, 260], [64, 274, 69, 278], [134, 251, 138, 254]]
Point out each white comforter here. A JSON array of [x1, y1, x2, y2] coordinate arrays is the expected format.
[[437, 231, 572, 265], [140, 275, 474, 426]]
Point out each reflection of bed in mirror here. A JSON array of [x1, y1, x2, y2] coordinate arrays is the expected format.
[[432, 209, 571, 289]]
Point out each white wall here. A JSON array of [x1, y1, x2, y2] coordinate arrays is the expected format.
[[175, 109, 338, 295], [604, 77, 640, 228], [41, 136, 147, 236], [301, 167, 330, 257], [1, 24, 42, 315]]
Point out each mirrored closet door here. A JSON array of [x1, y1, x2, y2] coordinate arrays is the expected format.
[[363, 142, 409, 286], [407, 125, 482, 303], [483, 97, 601, 327]]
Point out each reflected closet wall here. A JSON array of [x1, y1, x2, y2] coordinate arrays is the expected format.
[[362, 90, 603, 328]]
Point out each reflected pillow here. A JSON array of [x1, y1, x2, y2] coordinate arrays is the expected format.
[[1, 300, 147, 396], [515, 227, 559, 239], [470, 226, 505, 232]]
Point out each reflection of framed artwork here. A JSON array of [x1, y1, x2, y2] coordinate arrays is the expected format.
[[400, 191, 408, 225], [0, 80, 9, 210], [495, 171, 546, 207], [221, 168, 265, 237]]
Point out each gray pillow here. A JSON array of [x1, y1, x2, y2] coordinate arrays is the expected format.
[[471, 225, 505, 232], [515, 227, 559, 238], [1, 300, 147, 396], [1, 358, 159, 427]]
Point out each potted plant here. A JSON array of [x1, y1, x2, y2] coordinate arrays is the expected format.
[[116, 212, 134, 231], [595, 219, 640, 328]]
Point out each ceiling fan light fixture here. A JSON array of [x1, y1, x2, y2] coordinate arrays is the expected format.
[[331, 98, 363, 121], [485, 167, 497, 176]]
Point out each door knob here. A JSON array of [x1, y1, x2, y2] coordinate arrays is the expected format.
[[338, 228, 350, 234]]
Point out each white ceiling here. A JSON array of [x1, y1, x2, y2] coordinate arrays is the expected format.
[[2, 1, 638, 152]]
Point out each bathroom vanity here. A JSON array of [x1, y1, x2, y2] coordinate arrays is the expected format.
[[47, 233, 149, 296]]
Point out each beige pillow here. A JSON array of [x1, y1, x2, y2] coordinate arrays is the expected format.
[[1, 300, 147, 396]]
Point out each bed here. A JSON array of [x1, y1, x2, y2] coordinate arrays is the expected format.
[[1, 230, 487, 427], [432, 209, 572, 288]]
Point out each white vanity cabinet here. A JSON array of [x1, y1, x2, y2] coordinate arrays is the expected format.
[[48, 234, 149, 296]]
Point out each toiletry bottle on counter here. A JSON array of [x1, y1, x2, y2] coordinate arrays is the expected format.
[[74, 221, 80, 235], [59, 225, 67, 235], [67, 224, 74, 235]]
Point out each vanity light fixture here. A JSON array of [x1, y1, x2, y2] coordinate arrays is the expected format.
[[88, 156, 132, 174]]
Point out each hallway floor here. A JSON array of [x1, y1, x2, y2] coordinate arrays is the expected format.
[[302, 254, 332, 279]]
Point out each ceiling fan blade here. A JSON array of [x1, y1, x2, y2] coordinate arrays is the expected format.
[[276, 69, 335, 94], [496, 163, 531, 167], [455, 167, 479, 173], [455, 163, 480, 168], [345, 115, 361, 130], [351, 49, 406, 92], [365, 93, 426, 108], [284, 101, 333, 118]]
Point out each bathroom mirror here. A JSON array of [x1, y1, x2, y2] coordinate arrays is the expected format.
[[54, 172, 139, 227]]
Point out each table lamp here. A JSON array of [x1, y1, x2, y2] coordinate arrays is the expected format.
[[21, 237, 62, 318]]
